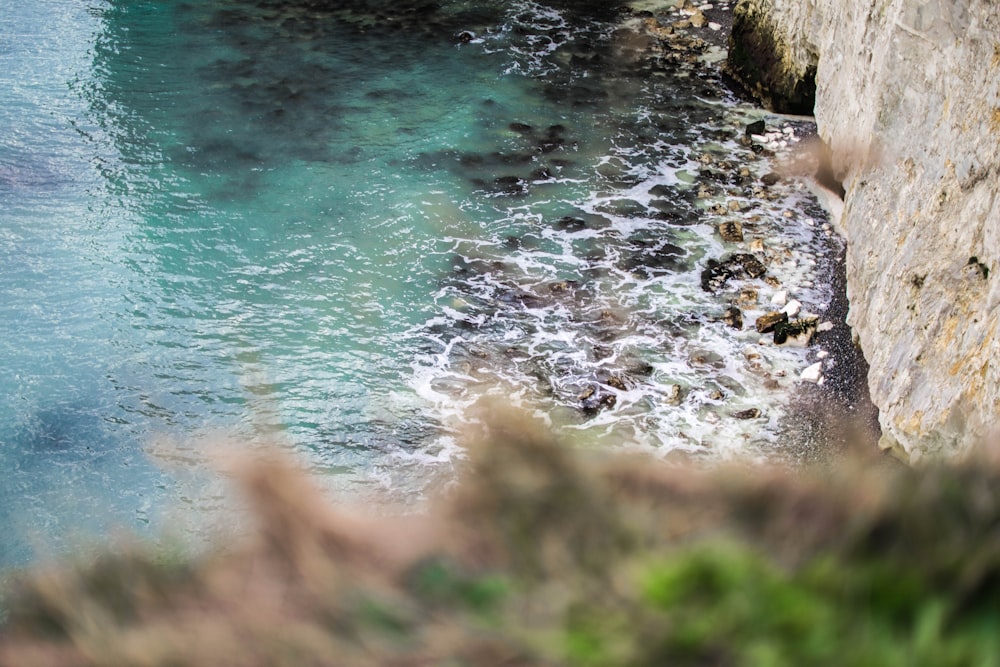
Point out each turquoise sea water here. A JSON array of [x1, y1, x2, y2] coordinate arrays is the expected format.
[[0, 0, 839, 566]]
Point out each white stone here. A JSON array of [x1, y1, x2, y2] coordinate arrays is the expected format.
[[800, 362, 823, 383], [781, 299, 801, 317], [708, 21, 722, 30], [816, 321, 834, 333], [817, 350, 829, 359], [770, 290, 788, 306]]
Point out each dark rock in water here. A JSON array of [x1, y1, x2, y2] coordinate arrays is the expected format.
[[491, 151, 534, 165], [593, 345, 613, 360], [553, 212, 611, 231], [493, 175, 527, 194], [733, 253, 767, 278], [720, 306, 744, 330], [455, 30, 475, 43], [733, 407, 761, 419], [700, 253, 767, 292], [700, 169, 729, 184], [555, 216, 588, 231], [701, 259, 738, 292], [538, 137, 566, 154], [503, 235, 521, 249], [496, 285, 545, 309], [530, 167, 553, 181], [745, 119, 766, 136], [627, 361, 655, 377], [579, 384, 617, 415], [509, 121, 533, 134], [624, 236, 687, 276], [761, 171, 781, 186], [458, 152, 486, 167], [648, 184, 673, 197], [648, 198, 688, 220], [773, 316, 818, 346], [545, 124, 567, 137], [718, 220, 744, 243], [595, 199, 647, 217], [546, 280, 579, 294], [755, 310, 788, 333], [605, 374, 628, 391], [450, 255, 507, 277], [689, 349, 726, 369]]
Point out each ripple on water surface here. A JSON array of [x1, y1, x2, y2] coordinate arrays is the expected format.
[[0, 0, 843, 566]]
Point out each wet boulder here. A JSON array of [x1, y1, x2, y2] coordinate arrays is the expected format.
[[719, 305, 744, 330], [755, 310, 788, 333], [700, 252, 767, 292], [773, 316, 818, 346], [578, 384, 617, 415], [732, 407, 762, 419], [718, 220, 744, 243]]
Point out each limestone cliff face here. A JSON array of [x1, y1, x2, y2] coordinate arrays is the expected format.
[[729, 0, 999, 461]]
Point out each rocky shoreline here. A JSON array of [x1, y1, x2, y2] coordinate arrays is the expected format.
[[723, 0, 999, 461], [414, 0, 883, 463], [631, 0, 883, 459]]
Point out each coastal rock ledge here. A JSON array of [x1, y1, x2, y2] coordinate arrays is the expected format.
[[728, 0, 999, 461]]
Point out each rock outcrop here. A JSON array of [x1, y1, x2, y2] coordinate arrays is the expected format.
[[728, 0, 999, 461]]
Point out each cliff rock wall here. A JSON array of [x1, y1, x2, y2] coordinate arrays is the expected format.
[[729, 0, 999, 461]]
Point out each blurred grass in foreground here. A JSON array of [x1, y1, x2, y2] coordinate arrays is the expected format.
[[2, 405, 1000, 666]]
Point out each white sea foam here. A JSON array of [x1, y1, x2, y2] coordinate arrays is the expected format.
[[406, 7, 842, 464]]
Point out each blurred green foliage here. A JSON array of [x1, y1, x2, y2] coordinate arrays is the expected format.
[[3, 414, 1000, 666]]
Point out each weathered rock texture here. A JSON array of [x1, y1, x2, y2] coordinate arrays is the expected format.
[[729, 0, 999, 461]]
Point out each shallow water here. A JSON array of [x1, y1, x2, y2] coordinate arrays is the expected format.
[[0, 0, 840, 566]]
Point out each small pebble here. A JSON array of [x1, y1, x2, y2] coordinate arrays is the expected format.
[[770, 290, 788, 306], [817, 350, 829, 359], [816, 321, 834, 332], [708, 21, 722, 30], [782, 299, 801, 317]]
